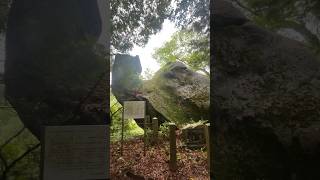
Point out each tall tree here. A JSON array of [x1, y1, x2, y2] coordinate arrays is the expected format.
[[153, 30, 210, 75], [171, 0, 210, 34], [1, 0, 211, 52], [111, 0, 172, 52]]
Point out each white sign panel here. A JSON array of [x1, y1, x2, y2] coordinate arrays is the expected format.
[[42, 125, 109, 180], [123, 101, 146, 119]]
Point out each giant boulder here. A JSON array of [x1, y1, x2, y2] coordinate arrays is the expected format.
[[212, 0, 320, 179], [111, 54, 209, 126], [142, 61, 209, 125], [5, 0, 109, 139]]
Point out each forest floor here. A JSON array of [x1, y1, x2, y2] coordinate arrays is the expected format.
[[110, 131, 209, 180]]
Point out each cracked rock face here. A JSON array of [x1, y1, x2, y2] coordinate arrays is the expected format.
[[112, 54, 209, 126], [142, 61, 209, 125], [212, 0, 320, 179], [5, 0, 108, 139]]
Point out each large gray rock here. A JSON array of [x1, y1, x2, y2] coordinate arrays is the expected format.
[[111, 54, 209, 126], [143, 61, 209, 125], [5, 0, 109, 139], [111, 54, 166, 126], [212, 0, 320, 179]]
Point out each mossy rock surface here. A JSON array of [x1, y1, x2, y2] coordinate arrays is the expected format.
[[111, 55, 209, 126], [142, 61, 209, 125]]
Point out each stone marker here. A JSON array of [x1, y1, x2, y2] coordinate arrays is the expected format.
[[41, 125, 109, 180], [169, 123, 177, 171]]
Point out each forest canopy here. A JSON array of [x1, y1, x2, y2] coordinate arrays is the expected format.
[[153, 30, 210, 75]]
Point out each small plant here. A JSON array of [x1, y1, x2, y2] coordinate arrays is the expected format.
[[159, 121, 171, 139]]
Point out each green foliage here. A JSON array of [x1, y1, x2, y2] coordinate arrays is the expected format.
[[111, 0, 172, 52], [171, 0, 210, 34], [111, 0, 211, 52], [153, 30, 209, 75], [159, 121, 171, 139], [1, 0, 210, 53]]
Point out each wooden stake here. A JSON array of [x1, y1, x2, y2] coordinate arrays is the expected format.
[[143, 115, 149, 156], [169, 123, 177, 171], [204, 123, 210, 173], [120, 107, 124, 156], [152, 117, 159, 144]]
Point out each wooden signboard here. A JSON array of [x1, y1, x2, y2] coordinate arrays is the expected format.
[[123, 101, 146, 119], [120, 101, 146, 155], [41, 125, 109, 180]]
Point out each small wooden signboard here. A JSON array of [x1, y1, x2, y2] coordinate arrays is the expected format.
[[121, 101, 146, 155], [41, 125, 109, 180], [123, 101, 146, 119]]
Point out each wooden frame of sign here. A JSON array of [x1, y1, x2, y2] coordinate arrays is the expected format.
[[40, 125, 110, 180], [121, 101, 146, 156]]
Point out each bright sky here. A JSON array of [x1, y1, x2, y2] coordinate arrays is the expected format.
[[129, 20, 177, 77]]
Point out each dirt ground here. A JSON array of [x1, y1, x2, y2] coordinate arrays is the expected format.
[[110, 134, 209, 180]]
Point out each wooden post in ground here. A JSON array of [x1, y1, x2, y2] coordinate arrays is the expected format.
[[204, 123, 210, 173], [143, 115, 149, 156], [120, 107, 124, 156], [169, 123, 177, 171], [152, 117, 159, 144]]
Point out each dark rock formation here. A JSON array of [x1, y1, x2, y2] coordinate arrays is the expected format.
[[111, 54, 209, 126], [111, 54, 166, 127], [5, 0, 109, 139], [213, 0, 248, 28], [212, 0, 320, 179], [111, 54, 142, 103]]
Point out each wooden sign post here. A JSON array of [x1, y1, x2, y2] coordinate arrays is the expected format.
[[121, 101, 146, 156]]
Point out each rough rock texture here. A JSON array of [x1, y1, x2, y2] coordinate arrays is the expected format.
[[5, 0, 109, 139], [111, 55, 209, 126], [142, 61, 209, 125], [111, 54, 167, 126], [212, 0, 320, 179]]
